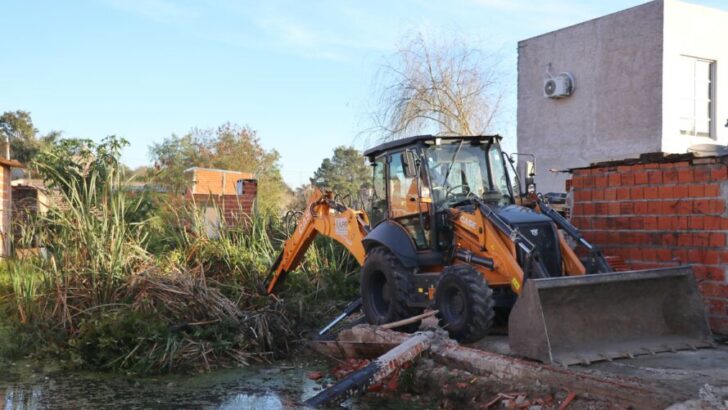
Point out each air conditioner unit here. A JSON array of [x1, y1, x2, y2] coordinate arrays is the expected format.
[[544, 72, 575, 99]]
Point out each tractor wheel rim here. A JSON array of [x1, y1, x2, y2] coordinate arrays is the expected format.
[[370, 270, 390, 316], [444, 286, 465, 325]]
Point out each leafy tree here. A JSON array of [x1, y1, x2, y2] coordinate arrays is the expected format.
[[291, 183, 314, 212], [34, 136, 128, 199], [128, 165, 152, 178], [34, 135, 157, 226], [311, 146, 371, 208], [148, 133, 200, 194], [0, 110, 35, 142], [0, 110, 59, 169], [149, 123, 289, 213]]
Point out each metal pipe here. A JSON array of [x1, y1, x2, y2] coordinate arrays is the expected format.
[[304, 332, 432, 407], [455, 249, 494, 270], [317, 298, 362, 336]]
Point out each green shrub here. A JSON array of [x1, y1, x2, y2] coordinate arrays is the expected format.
[[71, 310, 170, 373]]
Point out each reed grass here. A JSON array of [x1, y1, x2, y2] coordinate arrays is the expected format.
[[0, 137, 359, 373]]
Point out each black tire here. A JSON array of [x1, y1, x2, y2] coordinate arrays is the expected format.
[[435, 265, 495, 343], [360, 247, 423, 332]]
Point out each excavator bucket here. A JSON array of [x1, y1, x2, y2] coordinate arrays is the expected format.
[[509, 266, 714, 366]]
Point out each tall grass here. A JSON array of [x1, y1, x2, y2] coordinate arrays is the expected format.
[[8, 139, 149, 330], [0, 137, 359, 373]]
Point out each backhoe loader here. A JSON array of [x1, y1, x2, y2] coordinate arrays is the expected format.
[[264, 135, 713, 366]]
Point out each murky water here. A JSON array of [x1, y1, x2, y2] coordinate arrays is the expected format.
[[0, 359, 426, 409]]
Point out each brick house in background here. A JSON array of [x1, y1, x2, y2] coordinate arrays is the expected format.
[[184, 167, 257, 237], [10, 179, 51, 248], [569, 152, 728, 334], [0, 157, 23, 257]]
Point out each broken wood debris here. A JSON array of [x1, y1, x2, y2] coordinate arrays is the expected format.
[[309, 325, 684, 409], [304, 331, 433, 407]]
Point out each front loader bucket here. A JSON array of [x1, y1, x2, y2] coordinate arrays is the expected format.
[[509, 266, 713, 366]]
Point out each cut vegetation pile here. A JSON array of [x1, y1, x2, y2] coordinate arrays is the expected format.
[[124, 266, 295, 370], [0, 136, 359, 374]]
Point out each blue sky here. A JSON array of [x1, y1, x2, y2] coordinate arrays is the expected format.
[[2, 0, 726, 187]]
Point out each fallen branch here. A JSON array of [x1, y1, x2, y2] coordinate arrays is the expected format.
[[379, 310, 438, 330], [485, 393, 512, 408]]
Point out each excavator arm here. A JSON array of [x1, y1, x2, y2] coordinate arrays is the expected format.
[[532, 196, 611, 274], [264, 188, 370, 294]]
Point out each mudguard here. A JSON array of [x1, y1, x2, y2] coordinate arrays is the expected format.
[[362, 221, 418, 268]]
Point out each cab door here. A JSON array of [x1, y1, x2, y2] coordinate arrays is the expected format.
[[387, 151, 430, 250], [369, 156, 388, 227]]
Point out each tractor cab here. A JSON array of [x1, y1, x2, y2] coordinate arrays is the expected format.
[[364, 135, 540, 259]]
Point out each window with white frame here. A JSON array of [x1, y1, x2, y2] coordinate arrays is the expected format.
[[679, 56, 715, 138]]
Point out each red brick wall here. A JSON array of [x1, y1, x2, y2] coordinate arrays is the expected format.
[[570, 155, 728, 334], [187, 168, 254, 195], [187, 179, 257, 225]]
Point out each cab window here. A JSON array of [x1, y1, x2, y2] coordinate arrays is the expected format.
[[488, 144, 512, 202], [389, 152, 429, 249], [369, 157, 387, 226], [388, 153, 410, 219]]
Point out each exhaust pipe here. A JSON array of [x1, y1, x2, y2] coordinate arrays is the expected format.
[[508, 266, 714, 366]]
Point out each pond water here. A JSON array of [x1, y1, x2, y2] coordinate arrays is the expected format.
[[0, 359, 426, 409]]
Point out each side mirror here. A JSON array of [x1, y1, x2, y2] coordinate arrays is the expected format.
[[524, 160, 536, 194], [504, 152, 523, 198], [403, 150, 418, 178], [508, 153, 537, 196]]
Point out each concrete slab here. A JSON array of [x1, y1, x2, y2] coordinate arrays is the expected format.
[[424, 318, 728, 404], [576, 347, 728, 399], [467, 331, 728, 403]]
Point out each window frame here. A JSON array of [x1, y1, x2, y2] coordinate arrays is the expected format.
[[387, 149, 431, 250], [369, 155, 388, 227], [679, 55, 716, 139]]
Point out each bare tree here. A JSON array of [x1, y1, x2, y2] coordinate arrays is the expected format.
[[370, 33, 504, 142]]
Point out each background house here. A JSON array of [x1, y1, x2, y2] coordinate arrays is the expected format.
[[11, 179, 50, 249], [184, 167, 258, 237], [0, 157, 23, 257], [517, 0, 728, 193]]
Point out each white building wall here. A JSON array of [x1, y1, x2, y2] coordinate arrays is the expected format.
[[517, 0, 728, 193], [662, 0, 728, 152], [517, 1, 665, 194]]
